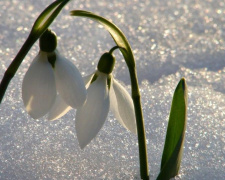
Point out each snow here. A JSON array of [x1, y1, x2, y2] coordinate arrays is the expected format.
[[0, 0, 224, 179]]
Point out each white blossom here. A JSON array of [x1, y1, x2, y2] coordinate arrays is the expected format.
[[75, 71, 137, 149], [22, 50, 87, 119]]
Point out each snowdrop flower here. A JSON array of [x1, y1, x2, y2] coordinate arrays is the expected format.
[[22, 29, 86, 119], [75, 52, 137, 148]]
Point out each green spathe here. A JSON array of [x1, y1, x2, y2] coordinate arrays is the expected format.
[[97, 53, 115, 74]]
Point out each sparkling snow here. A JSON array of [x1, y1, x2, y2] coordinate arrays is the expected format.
[[0, 0, 224, 179]]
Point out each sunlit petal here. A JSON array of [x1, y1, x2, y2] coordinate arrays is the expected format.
[[54, 52, 87, 108], [83, 73, 94, 88], [22, 52, 56, 119], [48, 95, 71, 121], [76, 74, 109, 149], [110, 78, 137, 134]]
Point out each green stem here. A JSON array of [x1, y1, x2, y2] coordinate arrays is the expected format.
[[110, 45, 149, 179], [0, 34, 36, 103], [129, 66, 149, 180], [109, 46, 120, 54]]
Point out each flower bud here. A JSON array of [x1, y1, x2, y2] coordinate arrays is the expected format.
[[97, 53, 115, 74], [39, 29, 57, 52]]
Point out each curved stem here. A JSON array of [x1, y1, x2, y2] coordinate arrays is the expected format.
[[109, 46, 120, 54], [129, 66, 149, 180], [110, 45, 149, 179], [69, 15, 149, 177], [0, 35, 35, 103]]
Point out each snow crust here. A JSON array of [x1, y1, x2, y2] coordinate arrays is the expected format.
[[0, 0, 224, 179]]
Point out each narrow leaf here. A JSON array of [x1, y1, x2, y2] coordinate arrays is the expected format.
[[70, 10, 135, 68], [0, 0, 70, 103], [31, 0, 70, 37], [157, 78, 188, 180]]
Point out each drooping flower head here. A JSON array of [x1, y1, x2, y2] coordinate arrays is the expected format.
[[75, 50, 137, 148], [22, 29, 87, 119]]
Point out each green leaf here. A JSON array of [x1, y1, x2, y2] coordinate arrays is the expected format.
[[0, 0, 70, 103], [70, 10, 135, 68], [31, 0, 70, 37], [157, 78, 188, 180]]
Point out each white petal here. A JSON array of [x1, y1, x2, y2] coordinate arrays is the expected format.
[[22, 52, 56, 119], [75, 74, 109, 149], [48, 95, 72, 121], [110, 78, 137, 134], [83, 73, 94, 88], [54, 52, 87, 109]]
